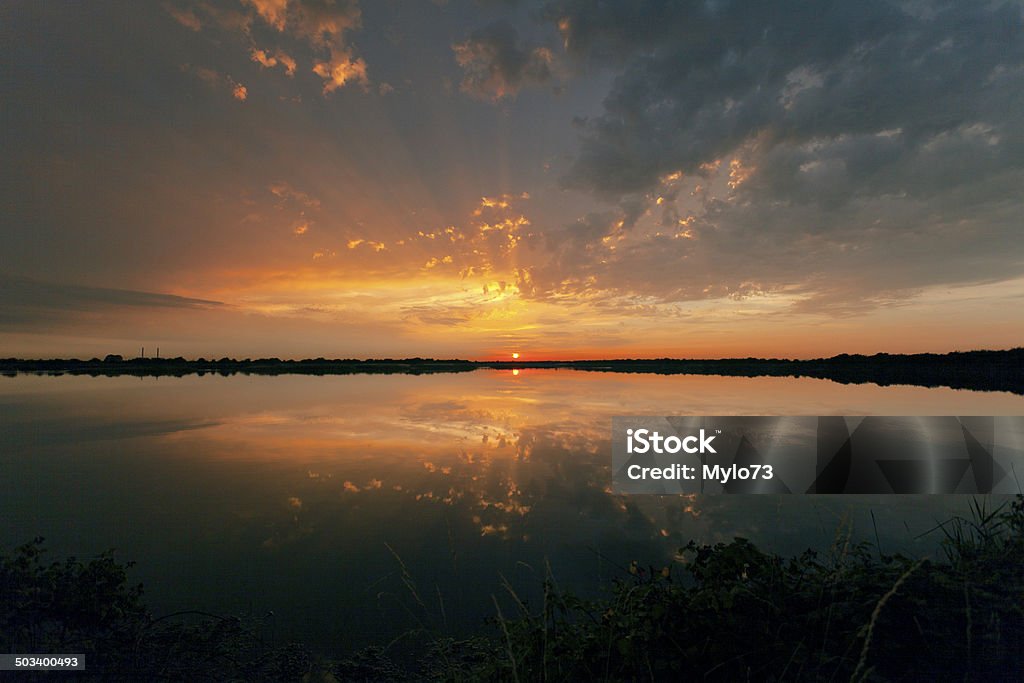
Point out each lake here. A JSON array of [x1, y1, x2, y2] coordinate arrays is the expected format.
[[1, 370, 1021, 653]]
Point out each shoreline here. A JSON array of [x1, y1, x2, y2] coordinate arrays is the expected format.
[[1, 348, 1021, 394]]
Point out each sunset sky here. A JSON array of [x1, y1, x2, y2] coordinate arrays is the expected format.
[[3, 0, 1023, 359]]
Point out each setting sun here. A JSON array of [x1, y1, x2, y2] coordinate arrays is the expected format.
[[512, 352, 520, 359]]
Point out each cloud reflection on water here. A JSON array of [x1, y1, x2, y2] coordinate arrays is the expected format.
[[2, 370, 1023, 650]]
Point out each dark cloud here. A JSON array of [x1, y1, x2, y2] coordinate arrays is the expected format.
[[518, 166, 1024, 314], [164, 3, 202, 31], [453, 20, 555, 100], [494, 0, 1024, 312], [0, 275, 221, 329], [171, 0, 368, 94], [545, 0, 1024, 196]]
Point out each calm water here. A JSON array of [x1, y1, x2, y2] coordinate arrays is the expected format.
[[2, 370, 1022, 652]]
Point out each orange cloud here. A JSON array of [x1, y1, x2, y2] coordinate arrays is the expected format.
[[277, 52, 297, 76], [269, 182, 320, 209], [345, 239, 385, 251], [728, 158, 754, 189], [251, 0, 367, 95], [250, 48, 297, 76], [185, 65, 247, 102], [313, 51, 368, 94], [242, 0, 289, 31], [182, 0, 368, 96]]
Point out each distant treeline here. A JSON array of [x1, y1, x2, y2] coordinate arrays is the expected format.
[[1, 348, 1022, 394]]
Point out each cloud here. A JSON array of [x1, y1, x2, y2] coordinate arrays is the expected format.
[[346, 238, 384, 251], [242, 0, 290, 31], [284, 0, 362, 46], [251, 0, 368, 93], [164, 3, 202, 31], [190, 2, 254, 33], [268, 181, 320, 209], [547, 1, 1024, 196], [0, 275, 221, 330], [504, 0, 1024, 313], [267, 182, 320, 237], [189, 65, 221, 86], [312, 50, 368, 93], [407, 194, 534, 279], [399, 278, 521, 327], [176, 0, 369, 94], [184, 64, 249, 101], [453, 21, 555, 100], [250, 47, 298, 76]]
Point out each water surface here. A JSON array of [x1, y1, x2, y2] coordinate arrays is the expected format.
[[2, 370, 1021, 651]]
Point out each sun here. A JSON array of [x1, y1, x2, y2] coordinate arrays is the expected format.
[[511, 352, 520, 359]]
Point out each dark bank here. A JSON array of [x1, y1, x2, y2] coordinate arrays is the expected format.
[[3, 347, 1023, 395]]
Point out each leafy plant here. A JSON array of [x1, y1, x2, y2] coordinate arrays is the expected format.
[[2, 497, 1022, 681]]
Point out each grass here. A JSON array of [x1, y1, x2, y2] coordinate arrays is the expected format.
[[456, 496, 1024, 682], [2, 497, 1022, 680]]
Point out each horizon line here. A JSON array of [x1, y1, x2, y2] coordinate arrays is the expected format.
[[3, 347, 1022, 364]]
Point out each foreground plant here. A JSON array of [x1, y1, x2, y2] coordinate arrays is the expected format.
[[2, 497, 1022, 681], [455, 496, 1024, 681]]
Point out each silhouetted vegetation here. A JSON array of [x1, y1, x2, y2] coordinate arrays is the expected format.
[[1, 347, 1022, 394], [2, 498, 1022, 680], [0, 356, 479, 379], [442, 496, 1024, 681], [0, 539, 336, 681]]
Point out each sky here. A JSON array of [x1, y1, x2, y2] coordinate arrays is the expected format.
[[2, 0, 1023, 360]]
